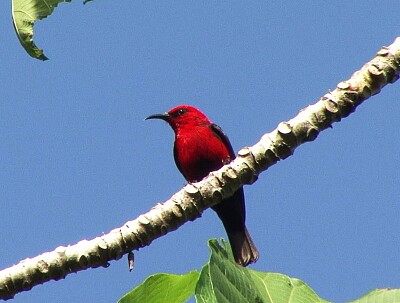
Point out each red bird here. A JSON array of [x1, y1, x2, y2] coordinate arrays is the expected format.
[[146, 105, 258, 266]]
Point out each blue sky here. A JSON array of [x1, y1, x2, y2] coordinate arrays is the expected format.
[[1, 2, 399, 302]]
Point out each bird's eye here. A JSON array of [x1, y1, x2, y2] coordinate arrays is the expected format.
[[170, 108, 188, 118], [177, 108, 187, 116]]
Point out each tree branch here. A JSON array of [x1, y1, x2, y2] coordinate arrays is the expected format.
[[1, 37, 399, 300]]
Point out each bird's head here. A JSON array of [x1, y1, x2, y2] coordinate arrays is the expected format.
[[145, 105, 211, 132]]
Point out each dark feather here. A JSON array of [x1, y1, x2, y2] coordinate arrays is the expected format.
[[210, 123, 235, 158]]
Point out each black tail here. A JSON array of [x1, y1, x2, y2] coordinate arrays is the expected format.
[[225, 224, 259, 266], [212, 188, 259, 266]]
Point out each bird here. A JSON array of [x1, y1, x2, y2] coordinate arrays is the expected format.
[[146, 105, 258, 266]]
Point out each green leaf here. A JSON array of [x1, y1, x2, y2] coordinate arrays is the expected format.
[[348, 288, 400, 303], [196, 239, 262, 303], [196, 239, 331, 303], [118, 271, 200, 303], [249, 271, 330, 303], [12, 0, 72, 60]]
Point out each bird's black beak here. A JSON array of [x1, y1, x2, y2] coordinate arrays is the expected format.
[[145, 113, 170, 121]]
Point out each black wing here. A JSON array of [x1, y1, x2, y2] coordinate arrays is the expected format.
[[210, 123, 236, 159]]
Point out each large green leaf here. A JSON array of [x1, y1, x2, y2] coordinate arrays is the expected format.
[[196, 240, 262, 303], [118, 271, 200, 303], [12, 0, 71, 60], [195, 239, 331, 303], [249, 271, 330, 303]]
